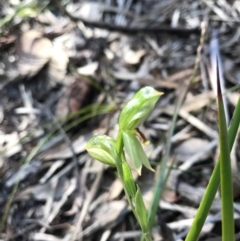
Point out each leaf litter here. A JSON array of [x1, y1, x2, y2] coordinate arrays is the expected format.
[[0, 0, 240, 240]]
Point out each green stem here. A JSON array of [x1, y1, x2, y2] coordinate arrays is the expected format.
[[116, 132, 152, 241], [185, 96, 240, 241], [143, 232, 153, 241], [116, 131, 124, 154]]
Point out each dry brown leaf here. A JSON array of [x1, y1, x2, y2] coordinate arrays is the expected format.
[[15, 182, 54, 201], [162, 188, 180, 203], [48, 44, 69, 85], [123, 47, 146, 65], [227, 92, 239, 106], [80, 200, 128, 238], [6, 161, 41, 188], [0, 132, 22, 158], [0, 35, 16, 50], [108, 169, 138, 200], [32, 233, 63, 241], [183, 91, 215, 112], [16, 30, 52, 78], [173, 138, 210, 161], [108, 179, 123, 200], [67, 2, 103, 22], [55, 76, 94, 118], [77, 62, 98, 76], [64, 196, 82, 216], [40, 129, 105, 160]]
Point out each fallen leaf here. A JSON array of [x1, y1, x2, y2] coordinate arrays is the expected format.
[[67, 2, 103, 22], [48, 44, 69, 85], [15, 182, 54, 201], [55, 76, 94, 118], [77, 62, 98, 76], [40, 129, 105, 160], [0, 132, 22, 157], [16, 30, 52, 77], [80, 200, 128, 238], [123, 47, 146, 65], [173, 138, 210, 161], [32, 233, 63, 241], [6, 161, 41, 188]]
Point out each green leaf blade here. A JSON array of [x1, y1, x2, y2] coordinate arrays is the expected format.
[[185, 61, 240, 241], [122, 131, 154, 175], [217, 61, 235, 241], [135, 186, 149, 233], [121, 159, 137, 198]]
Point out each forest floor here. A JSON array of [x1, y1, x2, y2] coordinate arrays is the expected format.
[[0, 1, 240, 241]]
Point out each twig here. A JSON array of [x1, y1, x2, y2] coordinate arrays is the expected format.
[[44, 108, 81, 195], [5, 224, 37, 240], [70, 166, 104, 241], [55, 0, 200, 35]]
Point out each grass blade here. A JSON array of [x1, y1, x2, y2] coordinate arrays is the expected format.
[[148, 83, 189, 229], [217, 60, 234, 241], [185, 64, 240, 241]]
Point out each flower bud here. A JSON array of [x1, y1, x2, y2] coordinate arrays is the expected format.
[[119, 86, 163, 131], [85, 135, 117, 167]]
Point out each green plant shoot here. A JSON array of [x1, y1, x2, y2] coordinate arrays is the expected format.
[[86, 86, 163, 241]]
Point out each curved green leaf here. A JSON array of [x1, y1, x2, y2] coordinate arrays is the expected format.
[[122, 131, 154, 175]]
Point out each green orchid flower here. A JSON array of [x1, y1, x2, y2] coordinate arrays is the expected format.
[[85, 135, 117, 167], [119, 86, 163, 131]]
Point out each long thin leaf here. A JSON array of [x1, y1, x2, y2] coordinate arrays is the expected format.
[[185, 97, 240, 241], [148, 83, 189, 229], [217, 60, 234, 241]]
